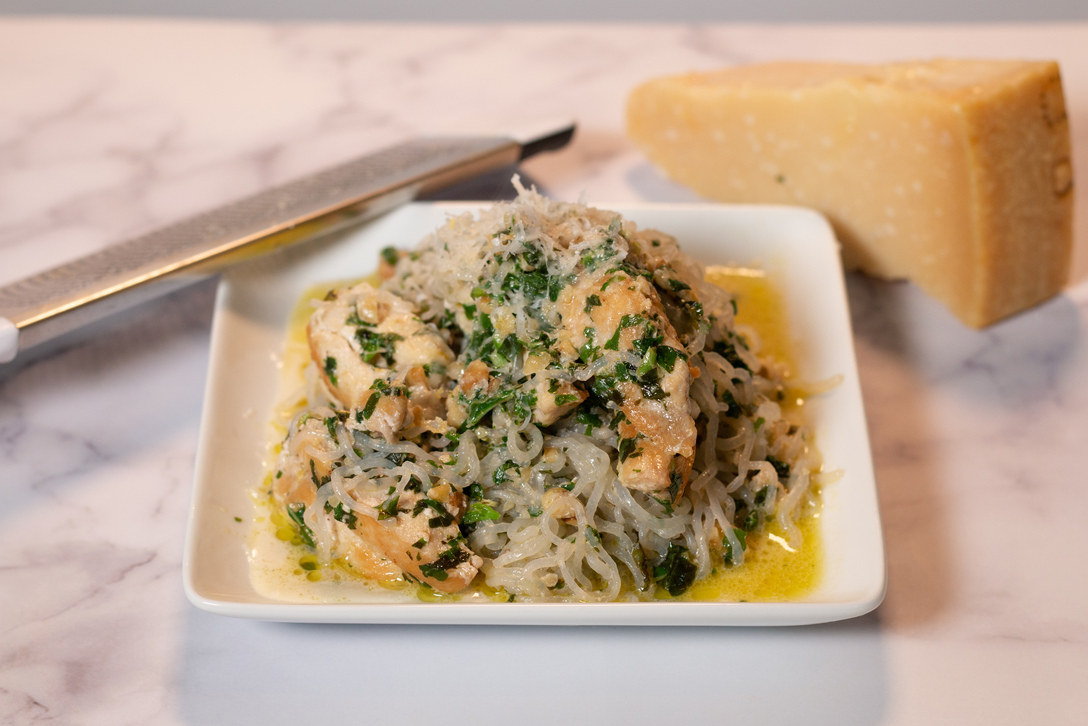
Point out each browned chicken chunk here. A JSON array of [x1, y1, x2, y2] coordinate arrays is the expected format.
[[556, 267, 698, 499]]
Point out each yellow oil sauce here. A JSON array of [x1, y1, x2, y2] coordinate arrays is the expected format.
[[680, 516, 821, 602], [706, 265, 793, 363], [680, 265, 822, 602]]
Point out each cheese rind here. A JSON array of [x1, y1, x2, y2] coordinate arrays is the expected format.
[[626, 60, 1074, 328]]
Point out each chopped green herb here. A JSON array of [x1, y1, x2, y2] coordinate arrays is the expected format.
[[325, 500, 358, 529], [323, 356, 338, 386], [575, 408, 602, 434], [668, 466, 683, 502], [353, 327, 402, 366], [719, 388, 742, 418], [603, 329, 621, 351], [638, 370, 668, 401], [432, 537, 472, 570], [286, 503, 315, 548], [376, 492, 401, 520], [580, 240, 618, 271], [766, 455, 791, 480], [492, 460, 520, 485], [636, 346, 657, 377], [309, 459, 330, 487], [462, 502, 501, 523], [652, 495, 675, 516], [604, 313, 644, 351], [412, 498, 455, 528], [386, 452, 414, 467], [723, 527, 748, 565], [618, 436, 641, 462], [578, 327, 599, 363], [458, 388, 515, 431], [652, 543, 697, 597], [754, 485, 773, 507], [419, 563, 449, 581], [362, 392, 381, 420], [632, 324, 664, 356], [711, 339, 750, 372], [655, 345, 686, 373]]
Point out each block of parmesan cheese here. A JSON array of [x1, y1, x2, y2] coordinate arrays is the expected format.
[[626, 60, 1074, 328]]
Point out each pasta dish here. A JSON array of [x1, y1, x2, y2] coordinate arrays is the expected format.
[[265, 182, 830, 602]]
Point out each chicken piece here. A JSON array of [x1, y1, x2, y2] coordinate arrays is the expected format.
[[347, 487, 482, 593], [556, 266, 698, 499], [446, 360, 501, 429], [273, 408, 343, 507], [623, 232, 710, 347], [403, 365, 448, 431], [532, 377, 586, 426], [274, 413, 481, 592], [354, 384, 409, 443], [308, 281, 454, 410]]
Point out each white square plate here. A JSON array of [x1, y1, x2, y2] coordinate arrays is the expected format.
[[183, 201, 885, 625]]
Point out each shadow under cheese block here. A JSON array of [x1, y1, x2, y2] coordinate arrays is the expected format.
[[626, 60, 1073, 328]]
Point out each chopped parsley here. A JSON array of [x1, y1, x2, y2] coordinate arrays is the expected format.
[[575, 408, 602, 434], [412, 498, 456, 528], [459, 388, 515, 431], [323, 356, 338, 386], [419, 563, 448, 581], [325, 501, 358, 529], [463, 502, 502, 523], [652, 543, 697, 597], [361, 392, 381, 420], [722, 527, 748, 566], [655, 345, 686, 373], [766, 455, 791, 480], [376, 491, 401, 520], [354, 328, 402, 366], [711, 338, 750, 372], [286, 503, 315, 548], [618, 435, 641, 462]]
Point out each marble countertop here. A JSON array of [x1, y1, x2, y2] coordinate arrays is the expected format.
[[2, 18, 1086, 726]]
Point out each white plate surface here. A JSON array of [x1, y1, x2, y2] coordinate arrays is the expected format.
[[183, 202, 885, 626]]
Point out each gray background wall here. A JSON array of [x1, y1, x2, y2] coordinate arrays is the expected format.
[[1, 0, 1086, 23]]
